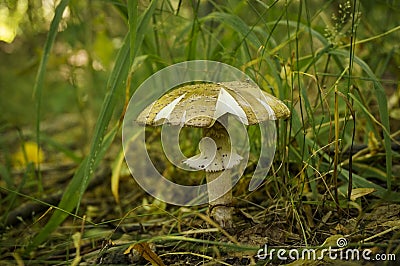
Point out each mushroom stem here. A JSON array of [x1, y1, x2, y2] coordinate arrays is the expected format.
[[205, 171, 234, 228], [203, 120, 234, 228]]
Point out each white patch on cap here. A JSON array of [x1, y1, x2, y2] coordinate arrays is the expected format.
[[180, 110, 187, 125], [154, 93, 186, 123], [257, 98, 276, 120], [214, 88, 248, 125]]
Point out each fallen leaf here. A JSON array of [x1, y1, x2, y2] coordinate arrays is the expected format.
[[350, 188, 376, 201], [367, 131, 380, 155], [320, 234, 345, 247], [238, 209, 261, 224], [71, 232, 81, 266], [381, 220, 400, 228], [124, 242, 165, 266]]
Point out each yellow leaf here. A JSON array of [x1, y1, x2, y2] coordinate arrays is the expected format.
[[71, 232, 82, 266], [367, 131, 380, 155], [350, 188, 376, 201], [111, 149, 125, 204], [280, 62, 292, 87], [389, 109, 400, 120], [12, 141, 45, 167]]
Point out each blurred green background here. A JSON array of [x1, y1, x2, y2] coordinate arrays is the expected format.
[[1, 0, 399, 128]]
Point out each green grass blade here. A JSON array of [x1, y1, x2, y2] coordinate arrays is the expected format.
[[187, 1, 200, 60], [267, 20, 330, 54], [202, 12, 262, 49], [32, 0, 70, 99], [134, 0, 158, 59], [339, 169, 400, 202], [26, 33, 130, 251], [40, 134, 82, 163], [78, 36, 130, 210], [80, 0, 158, 206], [32, 0, 70, 193], [127, 0, 138, 63], [348, 93, 389, 137], [78, 0, 157, 232], [26, 0, 158, 251], [26, 124, 119, 251], [328, 49, 393, 191], [0, 185, 93, 225], [108, 0, 128, 20]]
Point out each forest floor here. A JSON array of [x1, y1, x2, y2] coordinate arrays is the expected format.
[[1, 114, 399, 265]]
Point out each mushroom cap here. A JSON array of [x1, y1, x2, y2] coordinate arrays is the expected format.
[[136, 81, 290, 127]]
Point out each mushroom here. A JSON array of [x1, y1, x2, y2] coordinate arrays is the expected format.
[[136, 81, 290, 228]]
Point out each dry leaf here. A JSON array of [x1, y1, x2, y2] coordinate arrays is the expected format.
[[381, 220, 400, 228], [367, 131, 380, 155], [71, 232, 82, 266], [350, 188, 376, 201], [124, 242, 165, 266], [304, 204, 315, 228], [238, 209, 262, 224]]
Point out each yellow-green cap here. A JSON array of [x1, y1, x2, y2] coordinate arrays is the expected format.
[[136, 81, 290, 127]]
